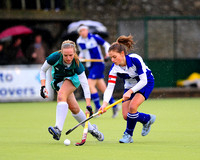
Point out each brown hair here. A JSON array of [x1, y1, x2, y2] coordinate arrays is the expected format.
[[109, 35, 135, 55], [60, 40, 79, 66]]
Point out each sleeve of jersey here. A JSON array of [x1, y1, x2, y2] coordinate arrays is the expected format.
[[130, 57, 147, 92], [132, 57, 145, 75], [46, 52, 60, 65], [40, 60, 51, 80], [78, 72, 91, 99], [103, 74, 117, 103], [77, 42, 85, 58], [103, 41, 110, 54], [103, 82, 115, 103], [131, 73, 147, 93], [93, 34, 105, 45]]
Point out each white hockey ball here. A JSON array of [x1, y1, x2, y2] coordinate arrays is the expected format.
[[64, 139, 71, 146]]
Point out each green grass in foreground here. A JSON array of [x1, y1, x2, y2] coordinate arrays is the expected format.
[[0, 98, 200, 160]]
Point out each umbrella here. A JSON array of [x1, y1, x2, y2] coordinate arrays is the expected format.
[[62, 20, 109, 41], [0, 25, 33, 40]]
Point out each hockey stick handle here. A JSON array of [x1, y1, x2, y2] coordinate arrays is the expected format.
[[65, 114, 94, 135], [96, 98, 123, 115], [65, 98, 123, 135], [84, 113, 90, 130], [80, 59, 104, 62]]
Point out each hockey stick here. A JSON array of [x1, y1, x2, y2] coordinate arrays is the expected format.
[[80, 59, 104, 62], [75, 113, 90, 146], [66, 98, 123, 135]]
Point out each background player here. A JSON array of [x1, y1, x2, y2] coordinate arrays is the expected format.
[[99, 35, 156, 143], [40, 40, 104, 141], [76, 24, 119, 118]]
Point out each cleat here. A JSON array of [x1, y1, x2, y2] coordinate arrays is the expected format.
[[112, 105, 121, 118], [48, 126, 61, 140], [119, 132, 133, 143], [89, 124, 104, 141], [141, 114, 156, 136]]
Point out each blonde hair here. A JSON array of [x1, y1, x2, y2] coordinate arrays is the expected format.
[[60, 40, 79, 66], [109, 35, 135, 55]]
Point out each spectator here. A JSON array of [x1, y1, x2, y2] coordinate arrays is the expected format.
[[26, 34, 49, 64], [7, 37, 27, 64]]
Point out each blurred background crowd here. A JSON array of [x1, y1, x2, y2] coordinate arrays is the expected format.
[[1, 0, 200, 90]]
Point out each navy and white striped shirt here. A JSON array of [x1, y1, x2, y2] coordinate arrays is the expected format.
[[76, 33, 110, 67], [103, 53, 154, 103]]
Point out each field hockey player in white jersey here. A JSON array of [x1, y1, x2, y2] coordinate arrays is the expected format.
[[99, 35, 156, 143], [76, 24, 120, 118], [40, 40, 104, 142]]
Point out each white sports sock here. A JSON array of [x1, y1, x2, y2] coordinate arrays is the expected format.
[[72, 109, 94, 131], [55, 102, 68, 131]]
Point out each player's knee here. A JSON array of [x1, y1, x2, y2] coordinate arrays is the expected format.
[[129, 108, 138, 113], [70, 106, 80, 114], [89, 86, 97, 93], [129, 105, 138, 113], [57, 91, 67, 102], [69, 103, 80, 114]]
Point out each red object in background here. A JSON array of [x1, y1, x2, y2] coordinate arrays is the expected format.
[[0, 25, 33, 40]]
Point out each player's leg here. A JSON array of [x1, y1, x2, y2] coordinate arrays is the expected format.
[[96, 79, 119, 118], [121, 100, 130, 120], [119, 93, 145, 143], [88, 78, 101, 112], [136, 82, 156, 136], [96, 78, 107, 93], [119, 100, 132, 143], [48, 79, 76, 140], [67, 93, 104, 141]]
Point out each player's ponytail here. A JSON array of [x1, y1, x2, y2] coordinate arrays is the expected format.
[[109, 35, 135, 55]]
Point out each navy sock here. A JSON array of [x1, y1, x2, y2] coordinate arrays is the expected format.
[[125, 112, 139, 136], [137, 112, 150, 124], [91, 93, 101, 109], [109, 96, 117, 108]]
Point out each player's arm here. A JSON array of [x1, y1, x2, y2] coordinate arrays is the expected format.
[[40, 60, 51, 98], [76, 40, 85, 59], [78, 71, 91, 105], [77, 46, 85, 58], [131, 57, 147, 93], [93, 34, 110, 58], [103, 41, 110, 58], [131, 73, 147, 93], [123, 73, 147, 100], [123, 58, 147, 100], [99, 74, 117, 113], [78, 71, 93, 115]]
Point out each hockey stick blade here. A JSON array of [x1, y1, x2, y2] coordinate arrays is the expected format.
[[75, 139, 86, 146], [75, 113, 90, 146]]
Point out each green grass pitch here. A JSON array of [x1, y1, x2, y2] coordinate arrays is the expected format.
[[0, 98, 200, 160]]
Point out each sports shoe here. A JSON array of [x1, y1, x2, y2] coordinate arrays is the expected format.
[[89, 124, 104, 141], [141, 114, 156, 136], [112, 105, 121, 118], [48, 126, 61, 140], [119, 132, 133, 143]]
